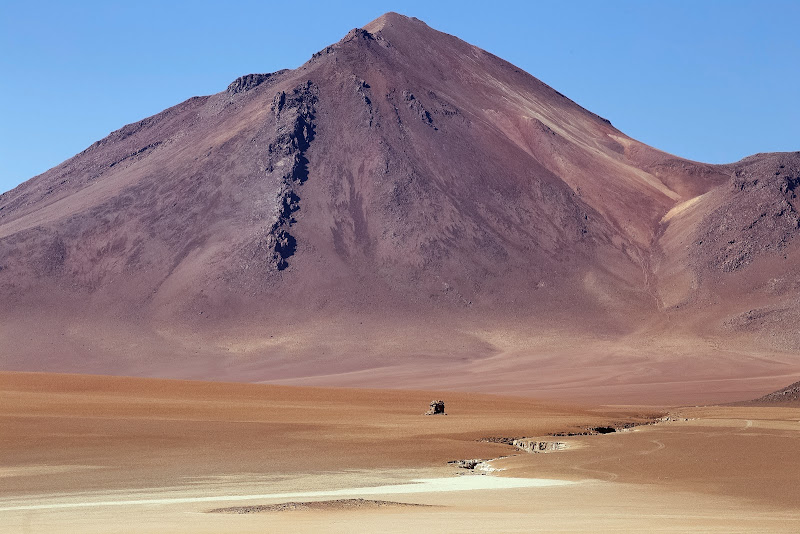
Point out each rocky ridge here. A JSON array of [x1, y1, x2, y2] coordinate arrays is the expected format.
[[264, 81, 318, 270], [739, 379, 800, 405]]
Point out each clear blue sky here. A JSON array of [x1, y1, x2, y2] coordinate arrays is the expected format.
[[1, 1, 798, 194]]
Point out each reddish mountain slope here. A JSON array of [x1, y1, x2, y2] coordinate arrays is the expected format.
[[0, 13, 798, 403], [737, 378, 800, 406]]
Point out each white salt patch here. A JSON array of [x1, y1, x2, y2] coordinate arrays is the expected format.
[[0, 465, 103, 478], [475, 462, 504, 473], [0, 476, 575, 512]]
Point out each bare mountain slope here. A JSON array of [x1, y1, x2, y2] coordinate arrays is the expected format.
[[1, 13, 798, 403], [741, 378, 800, 405]]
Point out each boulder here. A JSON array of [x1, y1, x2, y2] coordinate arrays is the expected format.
[[425, 400, 445, 415]]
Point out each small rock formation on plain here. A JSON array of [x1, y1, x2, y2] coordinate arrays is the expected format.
[[448, 458, 483, 469], [739, 379, 800, 405], [480, 437, 567, 453], [425, 400, 445, 415]]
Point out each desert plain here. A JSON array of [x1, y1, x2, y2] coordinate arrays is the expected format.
[[2, 371, 799, 533]]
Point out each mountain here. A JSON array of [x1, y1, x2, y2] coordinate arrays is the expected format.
[[738, 379, 800, 406], [1, 13, 798, 403]]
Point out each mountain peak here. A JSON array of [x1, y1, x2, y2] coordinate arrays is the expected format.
[[363, 12, 427, 34]]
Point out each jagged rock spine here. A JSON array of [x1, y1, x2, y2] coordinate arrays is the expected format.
[[264, 81, 319, 270]]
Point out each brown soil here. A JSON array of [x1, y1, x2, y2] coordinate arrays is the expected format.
[[0, 371, 655, 497], [2, 372, 799, 532]]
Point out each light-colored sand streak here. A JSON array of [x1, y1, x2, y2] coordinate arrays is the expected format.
[[0, 476, 575, 512]]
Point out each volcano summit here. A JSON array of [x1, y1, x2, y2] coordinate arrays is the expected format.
[[1, 13, 799, 403]]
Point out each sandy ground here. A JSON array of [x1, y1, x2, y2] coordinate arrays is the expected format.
[[2, 372, 799, 532]]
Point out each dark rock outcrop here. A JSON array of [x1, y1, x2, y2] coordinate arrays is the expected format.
[[227, 71, 287, 95], [739, 380, 800, 405], [264, 81, 318, 270], [448, 458, 484, 469], [402, 91, 434, 127], [425, 400, 445, 415]]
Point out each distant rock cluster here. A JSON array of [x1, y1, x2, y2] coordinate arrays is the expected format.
[[479, 437, 567, 453], [425, 400, 445, 415]]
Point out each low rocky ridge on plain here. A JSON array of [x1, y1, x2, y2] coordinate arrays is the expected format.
[[737, 379, 800, 406]]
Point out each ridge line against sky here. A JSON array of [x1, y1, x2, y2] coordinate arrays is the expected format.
[[1, 0, 798, 194]]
